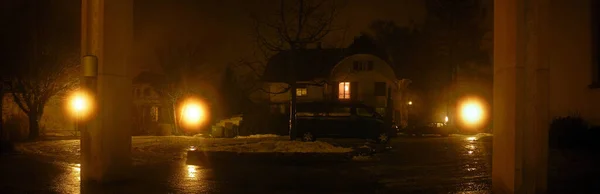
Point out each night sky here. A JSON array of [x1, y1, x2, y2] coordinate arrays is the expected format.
[[133, 0, 427, 75]]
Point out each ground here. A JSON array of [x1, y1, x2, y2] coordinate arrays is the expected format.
[[0, 135, 598, 193]]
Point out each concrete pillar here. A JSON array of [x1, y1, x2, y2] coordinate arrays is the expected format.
[[80, 0, 133, 182], [493, 0, 549, 193]]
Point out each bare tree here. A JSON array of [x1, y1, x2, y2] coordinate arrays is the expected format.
[[153, 43, 219, 134], [252, 0, 344, 140], [8, 48, 79, 139], [424, 0, 489, 124]]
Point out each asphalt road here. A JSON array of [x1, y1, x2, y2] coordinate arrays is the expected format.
[[0, 135, 596, 193]]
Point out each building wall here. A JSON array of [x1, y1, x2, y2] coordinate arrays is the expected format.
[[330, 54, 400, 108], [265, 54, 409, 123], [548, 0, 600, 125]]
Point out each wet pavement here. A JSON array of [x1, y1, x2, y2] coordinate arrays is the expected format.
[[0, 135, 598, 193]]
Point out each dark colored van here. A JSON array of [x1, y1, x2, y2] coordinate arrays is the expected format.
[[295, 101, 393, 144]]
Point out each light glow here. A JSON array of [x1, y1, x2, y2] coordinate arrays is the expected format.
[[456, 96, 489, 130], [408, 101, 413, 105], [179, 98, 209, 130], [182, 103, 204, 125], [68, 91, 93, 119], [461, 103, 482, 124]]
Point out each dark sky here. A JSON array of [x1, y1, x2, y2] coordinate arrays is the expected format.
[[133, 0, 427, 75]]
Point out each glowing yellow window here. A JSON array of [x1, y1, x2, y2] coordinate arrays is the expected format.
[[338, 82, 350, 99], [296, 88, 307, 97]]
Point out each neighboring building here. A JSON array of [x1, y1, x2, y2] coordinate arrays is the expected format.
[[260, 35, 411, 124], [132, 71, 166, 134]]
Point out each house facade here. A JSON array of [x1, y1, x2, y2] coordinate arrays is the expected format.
[[131, 71, 168, 135], [261, 36, 410, 125]]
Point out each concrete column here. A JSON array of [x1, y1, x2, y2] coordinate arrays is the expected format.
[[80, 0, 133, 182], [493, 0, 549, 193]]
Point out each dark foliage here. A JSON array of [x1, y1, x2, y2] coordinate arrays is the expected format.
[[549, 115, 598, 150], [238, 104, 289, 136], [220, 65, 249, 118], [1, 1, 80, 140]]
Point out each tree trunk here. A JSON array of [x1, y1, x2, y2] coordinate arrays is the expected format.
[[171, 102, 179, 135], [28, 111, 40, 140], [289, 83, 297, 140]]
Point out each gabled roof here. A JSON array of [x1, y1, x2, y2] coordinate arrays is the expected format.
[[261, 35, 393, 82], [261, 49, 347, 82], [133, 71, 165, 84]]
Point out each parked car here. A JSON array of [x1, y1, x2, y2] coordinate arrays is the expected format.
[[295, 101, 393, 144], [403, 122, 453, 137]]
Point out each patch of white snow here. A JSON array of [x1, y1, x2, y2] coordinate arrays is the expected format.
[[234, 134, 280, 139], [199, 140, 352, 153]]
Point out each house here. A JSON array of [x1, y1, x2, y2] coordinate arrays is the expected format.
[[260, 35, 411, 124], [132, 71, 166, 134]]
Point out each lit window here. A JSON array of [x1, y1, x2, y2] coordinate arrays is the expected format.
[[150, 106, 159, 122], [296, 88, 307, 97], [338, 82, 350, 99]]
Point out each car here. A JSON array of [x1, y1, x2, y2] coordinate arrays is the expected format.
[[295, 101, 393, 144], [403, 122, 453, 137]]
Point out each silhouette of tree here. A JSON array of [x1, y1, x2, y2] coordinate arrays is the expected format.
[[252, 0, 345, 140], [2, 0, 80, 140], [154, 43, 219, 134]]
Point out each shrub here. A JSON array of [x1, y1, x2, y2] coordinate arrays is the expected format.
[[549, 114, 594, 150]]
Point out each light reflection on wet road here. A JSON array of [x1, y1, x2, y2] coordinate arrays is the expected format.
[[0, 136, 495, 193]]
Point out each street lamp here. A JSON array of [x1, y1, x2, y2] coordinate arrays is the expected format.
[[180, 98, 208, 130], [456, 96, 488, 131], [408, 101, 413, 105], [68, 91, 92, 133]]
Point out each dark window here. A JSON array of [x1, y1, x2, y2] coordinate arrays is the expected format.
[[374, 82, 386, 96], [353, 61, 360, 70], [367, 61, 374, 70], [356, 107, 373, 117]]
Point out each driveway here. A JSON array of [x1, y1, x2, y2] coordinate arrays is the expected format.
[[1, 135, 597, 193]]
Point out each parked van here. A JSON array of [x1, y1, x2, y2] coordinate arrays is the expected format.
[[295, 101, 393, 144]]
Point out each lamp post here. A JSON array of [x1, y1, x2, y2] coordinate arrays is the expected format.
[[69, 91, 91, 136], [407, 101, 413, 128]]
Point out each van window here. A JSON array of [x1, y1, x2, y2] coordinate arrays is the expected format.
[[356, 107, 372, 117], [329, 107, 351, 116]]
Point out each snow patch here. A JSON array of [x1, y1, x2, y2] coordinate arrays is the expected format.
[[234, 134, 280, 139], [198, 140, 352, 153], [352, 155, 374, 161]]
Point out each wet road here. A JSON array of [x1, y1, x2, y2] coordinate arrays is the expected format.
[[0, 135, 594, 193]]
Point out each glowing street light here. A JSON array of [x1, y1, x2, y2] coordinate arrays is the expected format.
[[68, 91, 92, 119], [460, 102, 483, 125], [408, 101, 413, 105], [456, 96, 488, 131], [180, 99, 207, 128]]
